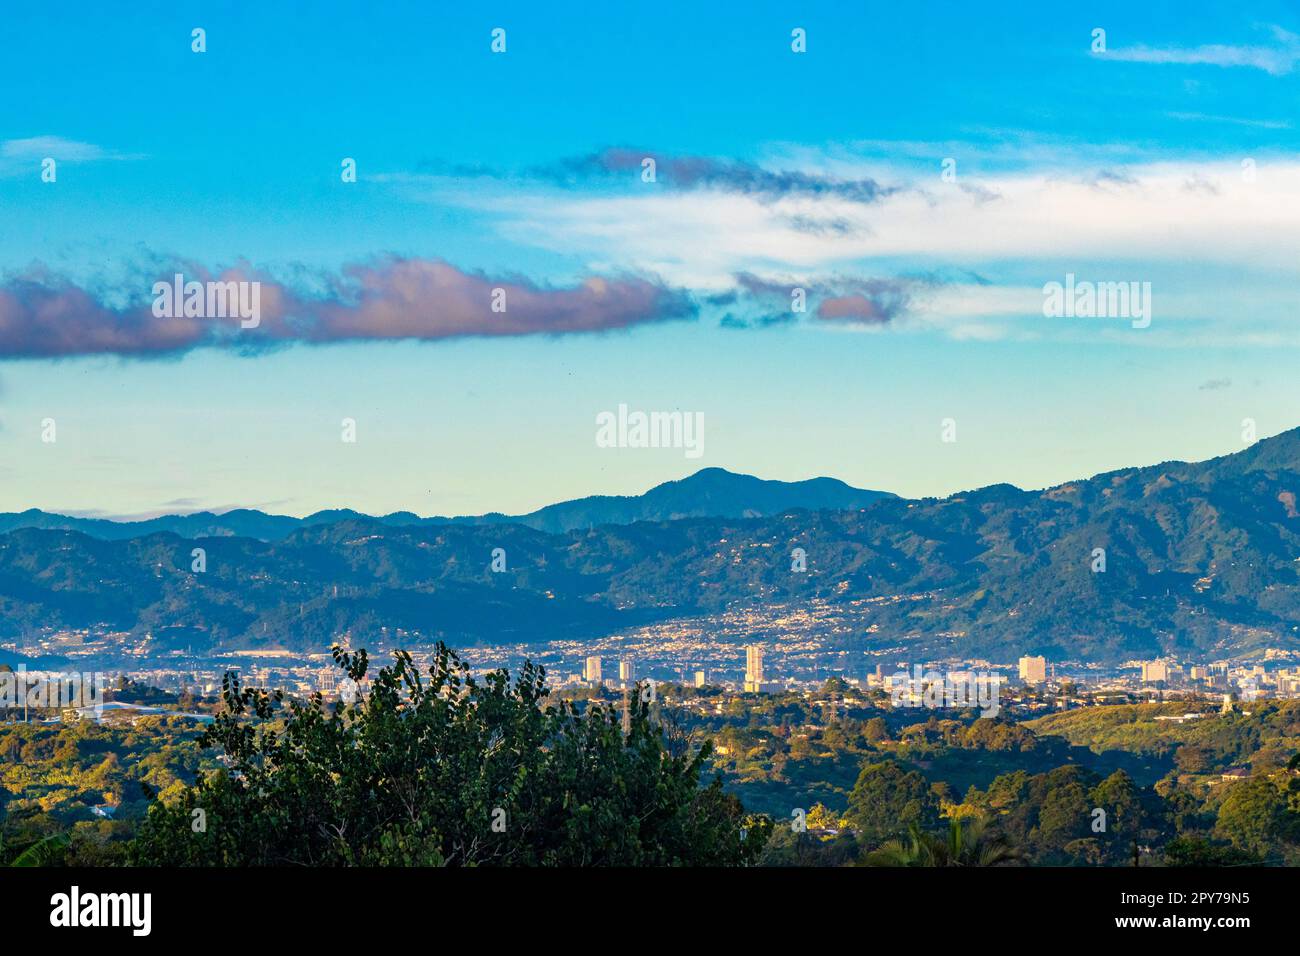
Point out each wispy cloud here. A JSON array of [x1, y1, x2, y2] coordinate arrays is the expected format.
[[0, 136, 141, 177], [1102, 25, 1300, 76], [1166, 111, 1293, 130], [465, 159, 1300, 283], [425, 150, 1300, 347], [409, 147, 900, 203], [535, 148, 899, 203]]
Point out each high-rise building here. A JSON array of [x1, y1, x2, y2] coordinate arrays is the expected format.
[[584, 656, 603, 684], [619, 660, 635, 683], [694, 670, 707, 688], [1141, 660, 1169, 683], [1018, 655, 1047, 684], [744, 645, 767, 692]]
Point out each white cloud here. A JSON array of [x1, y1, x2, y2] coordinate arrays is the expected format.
[[1102, 25, 1300, 76], [0, 136, 140, 177], [464, 160, 1300, 280], [402, 150, 1300, 347]]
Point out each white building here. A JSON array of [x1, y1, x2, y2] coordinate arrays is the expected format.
[[1141, 660, 1169, 683], [1018, 656, 1047, 684], [744, 645, 766, 692], [584, 656, 603, 684]]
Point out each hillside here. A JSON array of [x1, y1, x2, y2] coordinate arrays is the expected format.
[[4, 430, 1300, 661]]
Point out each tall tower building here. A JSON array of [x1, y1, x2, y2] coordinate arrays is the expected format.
[[744, 645, 766, 692], [584, 656, 603, 684], [1141, 660, 1169, 683], [619, 660, 635, 683], [1018, 656, 1047, 684]]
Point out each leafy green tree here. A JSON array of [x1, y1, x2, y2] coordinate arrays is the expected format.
[[845, 760, 939, 844], [1091, 770, 1141, 845], [861, 717, 890, 744], [1214, 777, 1299, 857], [1033, 767, 1094, 852], [131, 643, 771, 866]]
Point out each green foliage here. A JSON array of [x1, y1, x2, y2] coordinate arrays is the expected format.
[[1214, 776, 1300, 858], [863, 817, 1022, 867], [7, 831, 69, 867], [130, 643, 771, 866], [845, 760, 940, 842]]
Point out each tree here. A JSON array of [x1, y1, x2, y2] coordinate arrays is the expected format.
[[1091, 770, 1141, 842], [1161, 836, 1261, 867], [131, 643, 771, 866], [1034, 768, 1094, 851], [845, 760, 939, 844], [805, 803, 842, 831], [862, 717, 890, 744], [1214, 777, 1298, 858], [863, 817, 1022, 867]]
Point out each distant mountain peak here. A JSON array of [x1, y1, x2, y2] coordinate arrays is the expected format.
[[0, 468, 896, 541]]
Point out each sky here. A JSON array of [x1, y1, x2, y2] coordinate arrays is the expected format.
[[1, 1, 1299, 518]]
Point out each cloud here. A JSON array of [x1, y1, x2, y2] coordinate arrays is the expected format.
[[0, 136, 141, 177], [1166, 111, 1293, 130], [562, 148, 899, 202], [817, 294, 896, 325], [0, 272, 213, 357], [0, 258, 695, 359], [471, 159, 1300, 283], [1198, 378, 1232, 391], [415, 148, 900, 204], [713, 273, 928, 330], [1102, 25, 1300, 76]]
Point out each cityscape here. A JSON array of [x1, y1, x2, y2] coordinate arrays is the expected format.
[[9, 626, 1300, 714], [1, 0, 1295, 938]]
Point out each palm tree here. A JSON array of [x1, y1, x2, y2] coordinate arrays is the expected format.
[[1, 831, 69, 867], [864, 817, 1022, 867]]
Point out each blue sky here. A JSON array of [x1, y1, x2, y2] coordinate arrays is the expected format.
[[2, 1, 1299, 517]]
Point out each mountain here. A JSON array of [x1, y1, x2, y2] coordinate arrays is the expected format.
[[492, 467, 896, 533], [5, 430, 1300, 663], [0, 468, 896, 541]]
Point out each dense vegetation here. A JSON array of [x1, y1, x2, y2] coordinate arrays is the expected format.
[[129, 644, 769, 866], [4, 663, 1300, 867], [654, 683, 1300, 866]]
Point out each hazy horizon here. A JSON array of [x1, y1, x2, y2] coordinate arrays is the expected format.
[[9, 422, 1295, 523]]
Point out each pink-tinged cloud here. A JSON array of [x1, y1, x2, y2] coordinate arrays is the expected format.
[[817, 294, 892, 324], [813, 278, 921, 326], [0, 258, 695, 359], [0, 276, 211, 357]]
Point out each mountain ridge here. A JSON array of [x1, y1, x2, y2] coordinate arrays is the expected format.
[[5, 428, 1300, 663], [0, 467, 896, 541]]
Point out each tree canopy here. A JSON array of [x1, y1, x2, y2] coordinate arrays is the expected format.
[[131, 643, 771, 866]]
